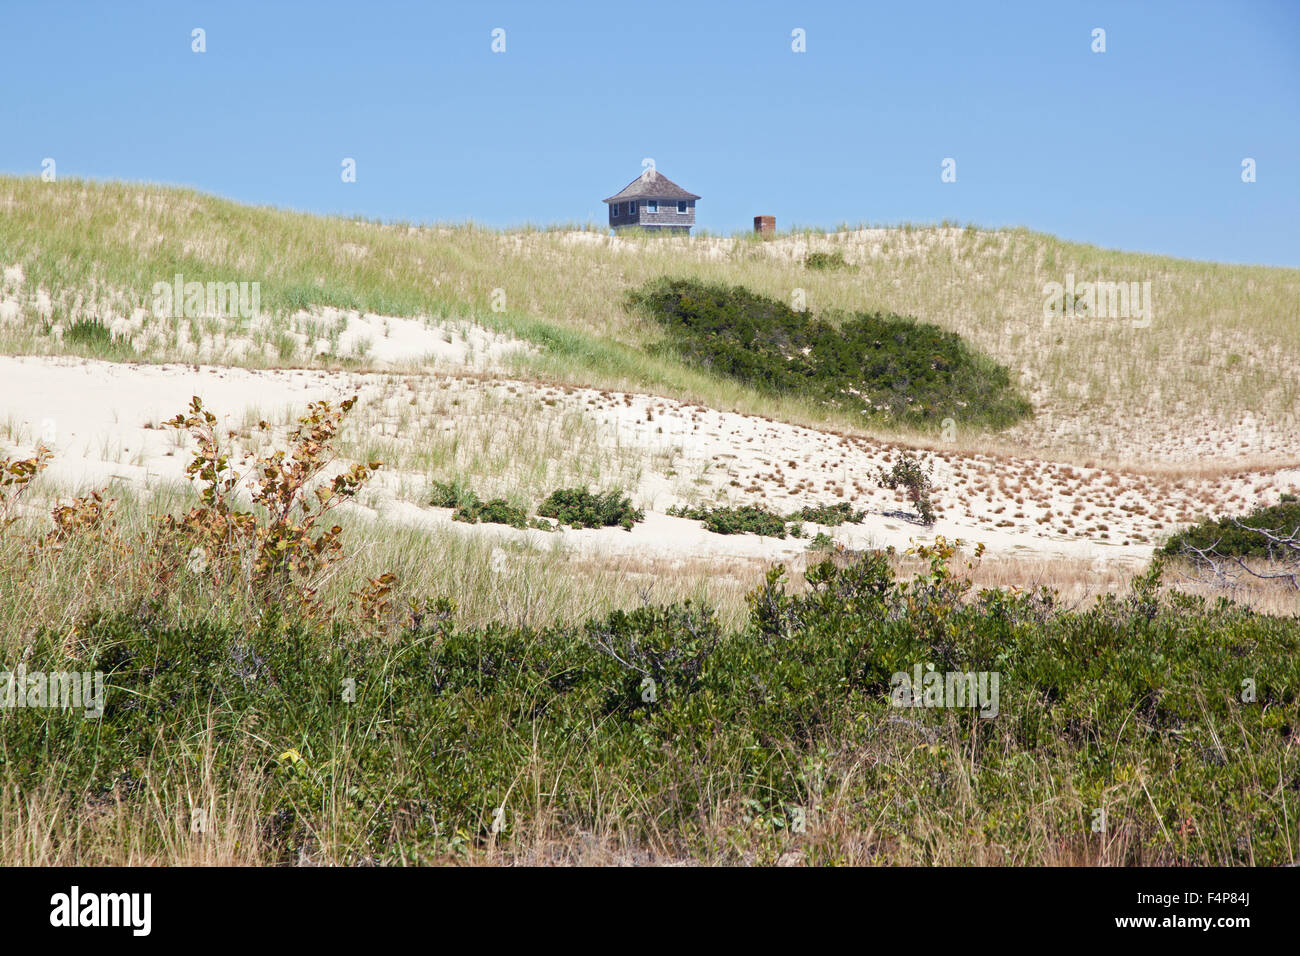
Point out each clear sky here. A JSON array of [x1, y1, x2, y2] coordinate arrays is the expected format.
[[3, 1, 1298, 265]]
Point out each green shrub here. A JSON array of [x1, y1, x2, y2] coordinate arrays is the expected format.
[[1162, 498, 1300, 558], [538, 487, 644, 530], [807, 531, 836, 552], [585, 602, 722, 709], [627, 277, 1031, 430], [789, 501, 866, 526], [10, 547, 1297, 865], [453, 498, 529, 529], [431, 480, 530, 529], [669, 503, 789, 537]]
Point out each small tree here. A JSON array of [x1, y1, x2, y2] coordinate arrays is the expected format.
[[878, 454, 935, 525]]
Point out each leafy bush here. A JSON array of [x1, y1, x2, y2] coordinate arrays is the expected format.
[[586, 602, 722, 708], [1162, 499, 1300, 558], [878, 455, 935, 525], [453, 497, 530, 529], [790, 501, 866, 526], [669, 503, 790, 537], [669, 500, 869, 537], [627, 278, 1031, 429], [538, 487, 644, 530], [430, 479, 531, 528], [0, 445, 51, 535]]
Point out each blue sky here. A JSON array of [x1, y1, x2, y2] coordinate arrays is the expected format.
[[3, 1, 1298, 264]]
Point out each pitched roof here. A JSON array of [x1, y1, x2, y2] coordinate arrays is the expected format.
[[603, 169, 701, 203]]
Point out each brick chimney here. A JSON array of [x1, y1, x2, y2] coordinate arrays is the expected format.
[[753, 215, 775, 237]]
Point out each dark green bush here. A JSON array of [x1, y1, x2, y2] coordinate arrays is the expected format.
[[627, 277, 1031, 429], [538, 487, 644, 530], [669, 503, 790, 537], [789, 501, 866, 526], [1162, 499, 1300, 558], [453, 497, 529, 529]]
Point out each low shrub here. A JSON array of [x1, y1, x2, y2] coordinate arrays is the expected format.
[[790, 501, 866, 526], [7, 542, 1296, 865], [453, 498, 530, 529], [538, 487, 644, 530], [1162, 498, 1300, 558], [669, 503, 789, 538], [807, 531, 836, 552], [627, 277, 1031, 430]]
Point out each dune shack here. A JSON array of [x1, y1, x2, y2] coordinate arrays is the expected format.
[[604, 169, 699, 235]]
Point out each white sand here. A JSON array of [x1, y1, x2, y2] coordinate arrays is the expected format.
[[326, 309, 533, 368], [5, 355, 1296, 569], [0, 356, 358, 488]]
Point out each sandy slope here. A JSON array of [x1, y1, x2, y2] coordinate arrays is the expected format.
[[2, 355, 1296, 568]]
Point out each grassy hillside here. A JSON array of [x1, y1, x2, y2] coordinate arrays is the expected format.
[[3, 176, 1299, 463]]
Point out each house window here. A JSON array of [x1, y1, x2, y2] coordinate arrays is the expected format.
[[629, 201, 637, 215], [647, 200, 658, 213], [612, 203, 620, 217], [677, 201, 688, 214]]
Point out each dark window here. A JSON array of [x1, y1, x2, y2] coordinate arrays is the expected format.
[[677, 201, 688, 213], [647, 200, 658, 213]]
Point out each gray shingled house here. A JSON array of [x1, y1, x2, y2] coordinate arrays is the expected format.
[[604, 169, 699, 235]]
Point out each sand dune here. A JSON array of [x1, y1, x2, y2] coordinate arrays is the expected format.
[[5, 354, 1295, 568]]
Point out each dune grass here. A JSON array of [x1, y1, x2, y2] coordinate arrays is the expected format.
[[3, 176, 1299, 466]]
